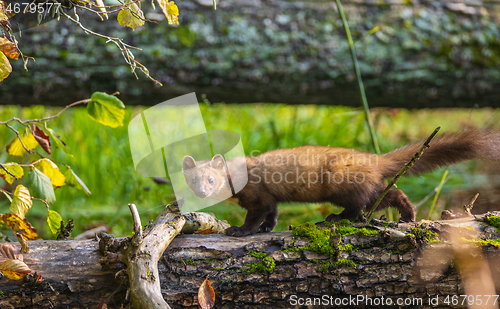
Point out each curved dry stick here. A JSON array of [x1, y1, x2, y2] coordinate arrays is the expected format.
[[365, 127, 441, 220], [181, 212, 230, 234], [123, 201, 186, 309], [128, 204, 143, 247]]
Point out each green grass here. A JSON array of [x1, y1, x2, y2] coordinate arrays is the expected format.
[[0, 104, 497, 238]]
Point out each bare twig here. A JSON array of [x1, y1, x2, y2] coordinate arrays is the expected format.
[[73, 0, 145, 17], [464, 193, 479, 216], [0, 188, 12, 196], [0, 187, 50, 208], [0, 92, 119, 125], [128, 203, 143, 246], [0, 164, 17, 179], [14, 232, 29, 253], [59, 8, 161, 85], [32, 196, 50, 208], [5, 124, 33, 153], [4, 124, 44, 158], [366, 127, 441, 220]]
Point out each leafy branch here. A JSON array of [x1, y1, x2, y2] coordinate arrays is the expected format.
[[0, 91, 125, 242], [0, 0, 180, 83]]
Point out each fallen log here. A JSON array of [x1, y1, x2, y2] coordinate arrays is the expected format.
[[0, 214, 499, 309]]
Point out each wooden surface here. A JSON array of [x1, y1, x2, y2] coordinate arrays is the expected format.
[[0, 219, 498, 308]]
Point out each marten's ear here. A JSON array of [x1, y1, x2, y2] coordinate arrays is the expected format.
[[210, 154, 225, 170], [182, 156, 197, 171]]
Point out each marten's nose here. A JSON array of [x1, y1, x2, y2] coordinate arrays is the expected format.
[[199, 189, 206, 197]]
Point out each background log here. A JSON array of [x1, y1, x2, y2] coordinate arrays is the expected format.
[[2, 0, 500, 107], [0, 219, 499, 309]]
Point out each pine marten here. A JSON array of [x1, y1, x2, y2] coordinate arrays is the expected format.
[[182, 130, 500, 237]]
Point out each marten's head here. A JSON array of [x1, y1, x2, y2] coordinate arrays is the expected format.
[[182, 154, 227, 198]]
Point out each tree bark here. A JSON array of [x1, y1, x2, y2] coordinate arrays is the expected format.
[[2, 0, 500, 107], [0, 218, 499, 309]]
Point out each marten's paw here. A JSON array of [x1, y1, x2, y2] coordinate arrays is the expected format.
[[257, 222, 274, 233], [398, 217, 415, 223], [325, 214, 342, 222], [225, 226, 253, 237]]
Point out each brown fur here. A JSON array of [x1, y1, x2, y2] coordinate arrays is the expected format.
[[182, 130, 500, 237]]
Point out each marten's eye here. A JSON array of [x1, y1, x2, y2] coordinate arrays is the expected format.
[[208, 178, 214, 184], [192, 178, 196, 184]]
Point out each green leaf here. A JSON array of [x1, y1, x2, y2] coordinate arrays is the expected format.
[[64, 169, 91, 195], [117, 2, 145, 30], [33, 158, 65, 188], [29, 168, 56, 204], [0, 52, 12, 82], [1, 191, 12, 203], [87, 92, 126, 128], [46, 210, 62, 237], [44, 124, 73, 157]]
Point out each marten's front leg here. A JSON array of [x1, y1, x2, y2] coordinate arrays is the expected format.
[[257, 204, 278, 233], [225, 207, 267, 236], [325, 200, 365, 222]]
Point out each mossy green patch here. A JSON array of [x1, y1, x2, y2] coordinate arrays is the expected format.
[[318, 261, 331, 272], [339, 244, 354, 252], [485, 215, 500, 233], [249, 252, 267, 259], [462, 237, 500, 248], [184, 258, 219, 265], [245, 251, 276, 273], [291, 222, 379, 257], [407, 225, 439, 243], [333, 259, 357, 269], [281, 247, 300, 253], [336, 227, 380, 237], [292, 222, 336, 256], [325, 219, 353, 227]]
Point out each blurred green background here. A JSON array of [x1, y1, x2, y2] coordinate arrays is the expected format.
[[1, 104, 497, 238]]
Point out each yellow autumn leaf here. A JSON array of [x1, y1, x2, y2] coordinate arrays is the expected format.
[[0, 259, 31, 279], [33, 158, 65, 187], [0, 37, 20, 60], [117, 1, 144, 30], [0, 163, 24, 185], [0, 51, 11, 83], [0, 0, 10, 21], [10, 185, 32, 220], [156, 0, 179, 25], [0, 213, 38, 240], [6, 131, 39, 157]]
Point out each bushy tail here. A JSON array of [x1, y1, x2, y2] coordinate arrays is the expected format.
[[380, 130, 500, 179]]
